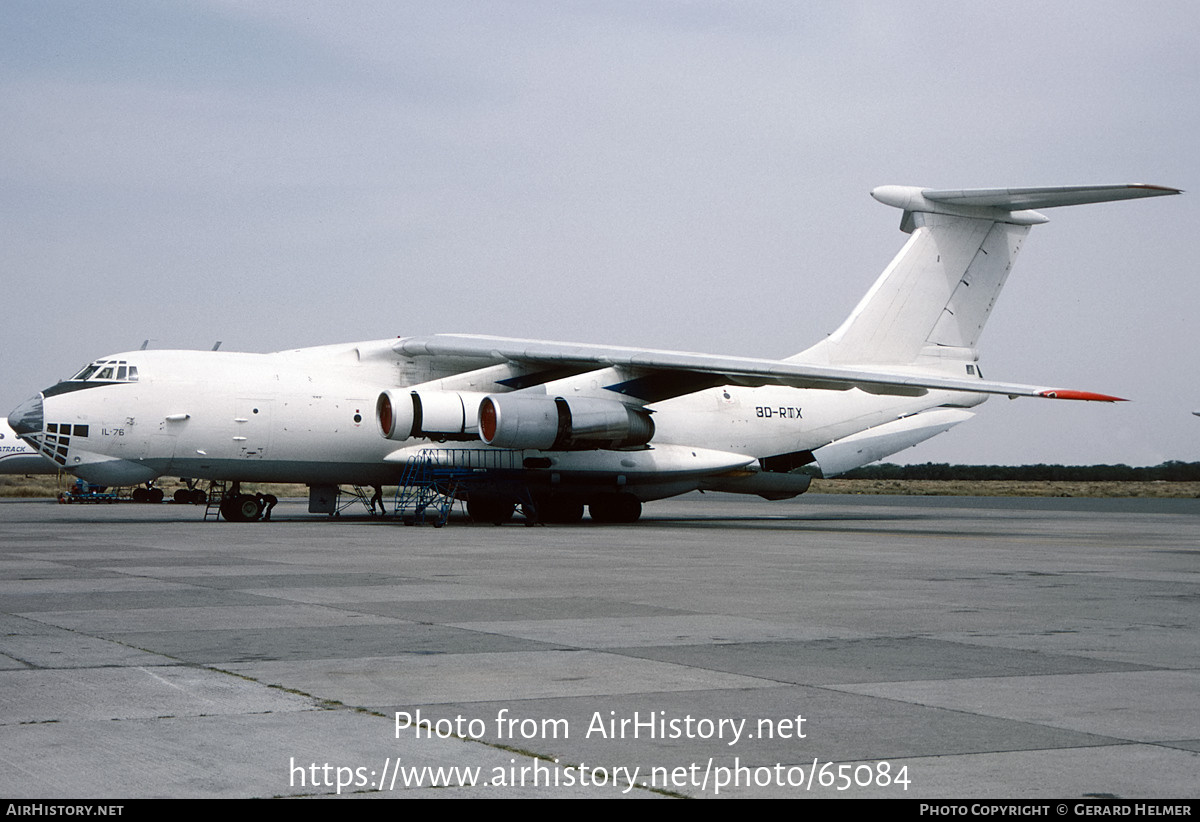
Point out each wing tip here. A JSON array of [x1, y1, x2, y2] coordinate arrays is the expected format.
[[1128, 183, 1183, 195], [1038, 389, 1128, 403]]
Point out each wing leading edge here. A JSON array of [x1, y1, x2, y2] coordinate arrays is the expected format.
[[392, 334, 1126, 403]]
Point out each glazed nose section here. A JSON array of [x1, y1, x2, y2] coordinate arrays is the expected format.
[[8, 394, 44, 436]]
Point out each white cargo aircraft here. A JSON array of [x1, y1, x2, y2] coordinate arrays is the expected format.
[[8, 184, 1179, 522]]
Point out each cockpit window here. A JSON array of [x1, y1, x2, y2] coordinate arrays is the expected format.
[[68, 360, 139, 383]]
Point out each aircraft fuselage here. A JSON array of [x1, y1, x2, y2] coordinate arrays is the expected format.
[[11, 339, 977, 498]]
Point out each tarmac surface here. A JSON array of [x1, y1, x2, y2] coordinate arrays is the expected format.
[[0, 493, 1196, 799]]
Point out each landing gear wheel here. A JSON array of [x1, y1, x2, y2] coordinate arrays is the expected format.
[[220, 494, 263, 522], [539, 498, 585, 524], [588, 494, 642, 523], [467, 496, 516, 525]]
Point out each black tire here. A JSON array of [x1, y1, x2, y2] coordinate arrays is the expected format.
[[539, 497, 585, 524], [467, 495, 515, 525], [220, 494, 263, 522], [588, 494, 642, 523]]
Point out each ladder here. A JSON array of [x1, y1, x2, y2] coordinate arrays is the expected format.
[[336, 485, 379, 517], [202, 480, 228, 521]]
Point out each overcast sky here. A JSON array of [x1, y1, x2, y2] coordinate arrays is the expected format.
[[3, 1, 1196, 466]]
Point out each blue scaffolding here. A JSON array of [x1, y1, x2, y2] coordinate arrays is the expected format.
[[392, 448, 525, 526]]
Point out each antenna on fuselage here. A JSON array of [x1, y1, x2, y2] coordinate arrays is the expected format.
[[140, 340, 150, 350], [211, 341, 222, 351]]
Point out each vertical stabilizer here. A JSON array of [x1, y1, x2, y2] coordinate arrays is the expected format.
[[793, 184, 1179, 370]]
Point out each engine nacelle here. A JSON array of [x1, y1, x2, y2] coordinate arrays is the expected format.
[[377, 390, 488, 441], [478, 394, 654, 450]]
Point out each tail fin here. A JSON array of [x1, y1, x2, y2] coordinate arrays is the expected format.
[[793, 184, 1179, 370]]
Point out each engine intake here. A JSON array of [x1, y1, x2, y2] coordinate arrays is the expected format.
[[478, 395, 654, 450], [377, 390, 488, 441]]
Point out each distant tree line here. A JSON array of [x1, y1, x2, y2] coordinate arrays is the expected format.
[[830, 461, 1200, 482]]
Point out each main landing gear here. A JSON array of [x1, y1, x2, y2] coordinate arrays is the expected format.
[[464, 492, 641, 525], [466, 495, 516, 525], [587, 493, 642, 524], [173, 480, 208, 505]]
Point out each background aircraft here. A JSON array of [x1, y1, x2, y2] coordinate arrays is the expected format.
[[0, 419, 57, 475], [8, 184, 1178, 522]]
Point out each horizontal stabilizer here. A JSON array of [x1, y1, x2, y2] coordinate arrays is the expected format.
[[871, 184, 1180, 224], [922, 184, 1181, 211]]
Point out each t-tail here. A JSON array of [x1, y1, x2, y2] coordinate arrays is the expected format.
[[792, 184, 1180, 373], [788, 183, 1178, 477]]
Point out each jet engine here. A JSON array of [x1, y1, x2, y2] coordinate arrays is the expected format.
[[376, 390, 488, 441], [478, 394, 654, 450]]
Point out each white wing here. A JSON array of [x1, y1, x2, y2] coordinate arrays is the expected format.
[[392, 334, 1125, 403]]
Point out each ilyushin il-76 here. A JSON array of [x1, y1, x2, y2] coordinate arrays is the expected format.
[[8, 183, 1179, 522]]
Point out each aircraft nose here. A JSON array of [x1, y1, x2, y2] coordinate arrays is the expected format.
[[8, 394, 44, 436]]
